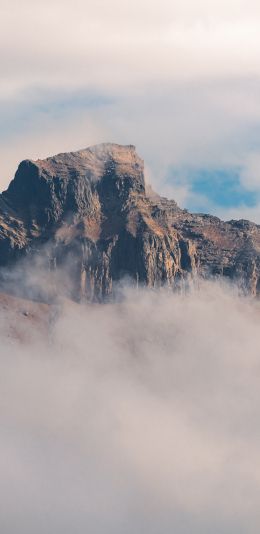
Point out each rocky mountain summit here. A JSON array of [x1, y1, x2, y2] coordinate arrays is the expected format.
[[0, 142, 260, 301]]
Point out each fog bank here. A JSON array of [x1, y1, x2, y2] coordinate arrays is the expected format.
[[0, 280, 260, 533]]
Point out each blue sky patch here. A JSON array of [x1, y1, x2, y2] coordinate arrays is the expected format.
[[191, 168, 256, 208], [168, 166, 258, 212]]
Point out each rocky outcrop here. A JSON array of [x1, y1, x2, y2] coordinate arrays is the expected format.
[[1, 142, 260, 301]]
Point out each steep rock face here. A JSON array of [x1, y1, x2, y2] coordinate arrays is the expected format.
[[1, 142, 260, 301]]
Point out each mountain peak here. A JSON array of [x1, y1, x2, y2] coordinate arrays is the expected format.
[[3, 143, 145, 224], [33, 142, 142, 181], [1, 143, 260, 301]]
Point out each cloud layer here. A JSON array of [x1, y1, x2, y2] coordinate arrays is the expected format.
[[1, 281, 260, 532], [2, 0, 260, 96]]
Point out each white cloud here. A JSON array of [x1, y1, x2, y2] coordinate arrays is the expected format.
[[1, 281, 260, 532], [1, 0, 260, 97], [218, 203, 260, 223], [240, 152, 260, 191]]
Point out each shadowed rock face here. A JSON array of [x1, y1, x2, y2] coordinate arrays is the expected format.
[[1, 142, 260, 301]]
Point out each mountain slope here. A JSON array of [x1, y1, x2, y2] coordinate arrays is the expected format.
[[1, 143, 260, 300]]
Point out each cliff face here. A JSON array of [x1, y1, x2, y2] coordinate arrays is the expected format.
[[1, 142, 260, 301]]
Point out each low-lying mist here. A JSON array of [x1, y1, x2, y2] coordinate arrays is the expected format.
[[0, 279, 260, 533]]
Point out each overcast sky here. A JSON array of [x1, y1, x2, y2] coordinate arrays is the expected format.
[[1, 0, 260, 220]]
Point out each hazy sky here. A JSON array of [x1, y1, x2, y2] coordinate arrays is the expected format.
[[1, 0, 260, 220]]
